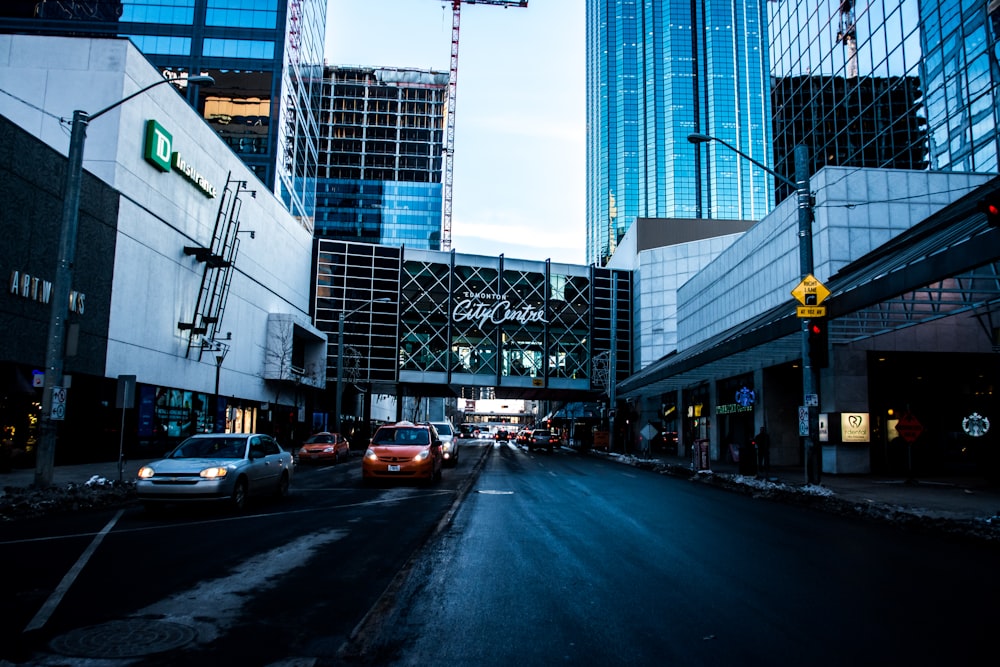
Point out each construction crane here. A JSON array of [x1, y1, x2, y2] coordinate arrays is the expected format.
[[836, 0, 858, 78], [437, 0, 528, 251]]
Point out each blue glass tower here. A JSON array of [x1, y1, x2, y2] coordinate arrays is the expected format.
[[586, 0, 773, 266], [920, 1, 1000, 173], [0, 0, 326, 229]]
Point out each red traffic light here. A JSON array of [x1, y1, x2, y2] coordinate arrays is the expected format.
[[808, 317, 829, 368], [979, 199, 1000, 226]]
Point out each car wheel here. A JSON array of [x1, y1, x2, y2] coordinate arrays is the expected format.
[[274, 471, 290, 499], [231, 477, 248, 511]]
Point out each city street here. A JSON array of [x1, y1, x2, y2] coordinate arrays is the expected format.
[[1, 441, 490, 665], [356, 442, 1000, 666], [3, 439, 1000, 666]]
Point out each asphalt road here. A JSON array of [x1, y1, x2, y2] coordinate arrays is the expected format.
[[360, 441, 1000, 667], [0, 441, 490, 666]]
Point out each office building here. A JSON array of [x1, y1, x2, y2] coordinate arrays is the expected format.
[[0, 0, 327, 229], [0, 36, 323, 461], [586, 0, 773, 266], [769, 1, 928, 199], [315, 66, 448, 249], [920, 0, 1000, 173]]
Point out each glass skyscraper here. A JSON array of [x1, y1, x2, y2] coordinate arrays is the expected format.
[[921, 1, 1000, 173], [769, 1, 1000, 197], [0, 0, 326, 229], [769, 0, 927, 200], [314, 66, 447, 250], [586, 0, 773, 266]]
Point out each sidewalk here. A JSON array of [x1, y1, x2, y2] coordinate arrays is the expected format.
[[598, 449, 1000, 526], [0, 459, 151, 490]]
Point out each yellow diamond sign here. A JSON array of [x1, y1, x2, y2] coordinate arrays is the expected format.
[[791, 274, 830, 306]]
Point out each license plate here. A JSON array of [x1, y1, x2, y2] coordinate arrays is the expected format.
[[388, 464, 400, 472]]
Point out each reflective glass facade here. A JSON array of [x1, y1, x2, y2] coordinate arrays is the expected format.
[[314, 241, 632, 397], [0, 0, 326, 229], [314, 67, 447, 250], [769, 1, 928, 200], [921, 1, 1000, 172], [586, 0, 773, 266]]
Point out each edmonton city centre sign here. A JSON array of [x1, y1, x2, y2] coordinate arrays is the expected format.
[[143, 119, 218, 198], [453, 290, 547, 328]]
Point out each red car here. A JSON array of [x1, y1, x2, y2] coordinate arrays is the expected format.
[[363, 421, 443, 484], [297, 431, 351, 465]]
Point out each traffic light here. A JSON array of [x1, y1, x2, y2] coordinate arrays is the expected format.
[[808, 317, 829, 368], [980, 199, 1000, 227]]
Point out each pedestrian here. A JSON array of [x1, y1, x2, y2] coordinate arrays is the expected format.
[[754, 426, 771, 477]]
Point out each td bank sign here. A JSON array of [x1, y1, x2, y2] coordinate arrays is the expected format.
[[143, 120, 218, 198]]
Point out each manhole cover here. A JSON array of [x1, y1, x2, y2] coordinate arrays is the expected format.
[[49, 619, 197, 658]]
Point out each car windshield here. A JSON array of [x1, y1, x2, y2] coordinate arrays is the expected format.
[[172, 436, 246, 459], [432, 423, 453, 435], [373, 427, 429, 446], [307, 434, 334, 444]]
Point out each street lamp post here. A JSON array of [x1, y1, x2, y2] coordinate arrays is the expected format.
[[34, 75, 214, 488], [687, 133, 820, 484], [213, 344, 229, 433], [335, 298, 391, 434]]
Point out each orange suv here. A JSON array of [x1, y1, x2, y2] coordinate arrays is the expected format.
[[363, 421, 443, 484]]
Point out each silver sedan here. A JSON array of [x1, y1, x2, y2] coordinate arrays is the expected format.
[[137, 433, 293, 511]]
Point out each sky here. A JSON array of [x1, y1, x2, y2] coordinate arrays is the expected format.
[[325, 0, 586, 265]]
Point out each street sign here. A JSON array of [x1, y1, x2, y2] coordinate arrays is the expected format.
[[791, 274, 830, 306], [895, 412, 923, 443], [796, 305, 827, 318], [51, 386, 67, 420], [805, 393, 819, 407], [116, 374, 137, 409], [798, 406, 810, 436]]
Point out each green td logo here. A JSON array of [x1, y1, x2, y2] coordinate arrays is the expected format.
[[144, 120, 173, 172], [143, 119, 217, 198]]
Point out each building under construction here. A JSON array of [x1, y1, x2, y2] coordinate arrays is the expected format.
[[314, 65, 449, 249]]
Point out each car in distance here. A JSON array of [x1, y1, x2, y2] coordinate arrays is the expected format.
[[528, 429, 561, 453], [515, 428, 532, 445], [297, 431, 350, 465], [363, 421, 443, 484], [429, 421, 460, 467], [493, 428, 510, 442], [137, 433, 293, 511]]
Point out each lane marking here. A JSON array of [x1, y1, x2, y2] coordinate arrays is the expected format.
[[24, 509, 124, 633], [0, 490, 455, 546]]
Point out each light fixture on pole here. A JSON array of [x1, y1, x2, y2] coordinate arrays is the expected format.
[[35, 74, 214, 488], [335, 298, 391, 434], [687, 133, 820, 484], [212, 342, 230, 434]]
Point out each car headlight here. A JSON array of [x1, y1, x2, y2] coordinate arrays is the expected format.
[[137, 466, 154, 479], [414, 449, 430, 461], [364, 448, 378, 462], [199, 467, 229, 479], [323, 446, 336, 453]]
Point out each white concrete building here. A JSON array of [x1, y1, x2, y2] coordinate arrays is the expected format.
[[0, 36, 323, 456]]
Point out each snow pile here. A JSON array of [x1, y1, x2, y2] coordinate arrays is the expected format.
[[0, 478, 136, 521]]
